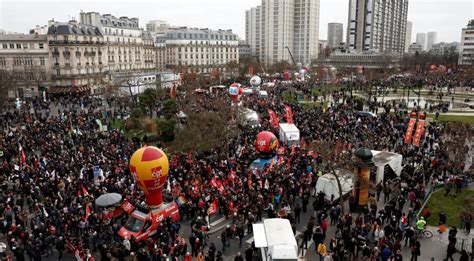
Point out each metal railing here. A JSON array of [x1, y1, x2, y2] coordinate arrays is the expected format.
[[455, 237, 473, 254]]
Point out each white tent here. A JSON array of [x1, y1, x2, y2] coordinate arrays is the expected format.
[[371, 150, 403, 184], [315, 169, 354, 202]]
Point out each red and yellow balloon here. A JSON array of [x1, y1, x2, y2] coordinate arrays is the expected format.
[[255, 131, 279, 154], [129, 146, 169, 208]]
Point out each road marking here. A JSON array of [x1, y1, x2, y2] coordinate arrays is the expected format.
[[210, 216, 226, 227]]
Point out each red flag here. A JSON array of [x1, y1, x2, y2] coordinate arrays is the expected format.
[[170, 83, 177, 99], [229, 169, 236, 182], [83, 203, 91, 221], [284, 105, 294, 124], [208, 199, 219, 215], [81, 185, 89, 197], [19, 144, 26, 166], [267, 109, 280, 128], [264, 179, 269, 189]]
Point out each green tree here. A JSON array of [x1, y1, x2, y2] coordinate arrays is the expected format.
[[139, 88, 158, 117], [163, 99, 178, 119], [156, 118, 176, 142]]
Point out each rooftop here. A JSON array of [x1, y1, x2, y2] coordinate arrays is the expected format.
[[48, 22, 102, 36], [0, 33, 47, 41]]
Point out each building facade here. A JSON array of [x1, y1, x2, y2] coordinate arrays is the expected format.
[[416, 33, 426, 51], [347, 0, 409, 55], [80, 12, 145, 73], [261, 0, 295, 65], [407, 43, 422, 54], [142, 31, 156, 70], [405, 21, 412, 53], [245, 6, 262, 58], [315, 53, 400, 69], [146, 20, 170, 34], [238, 40, 251, 60], [156, 27, 239, 74], [426, 31, 437, 51], [459, 20, 474, 65], [0, 34, 50, 98], [431, 42, 459, 55], [328, 23, 343, 48], [293, 0, 320, 65], [246, 0, 320, 66], [47, 21, 106, 94]]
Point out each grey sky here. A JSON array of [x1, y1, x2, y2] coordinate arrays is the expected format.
[[0, 0, 472, 43]]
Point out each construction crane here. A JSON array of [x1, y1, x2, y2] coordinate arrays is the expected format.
[[285, 46, 297, 68], [255, 56, 266, 74]]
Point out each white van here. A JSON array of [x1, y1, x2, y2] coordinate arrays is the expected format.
[[252, 219, 298, 261]]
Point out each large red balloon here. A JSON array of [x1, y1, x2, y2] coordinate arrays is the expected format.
[[255, 131, 279, 154]]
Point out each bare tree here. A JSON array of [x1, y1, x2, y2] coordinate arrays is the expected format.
[[169, 90, 238, 153], [308, 140, 354, 212], [0, 66, 17, 108]]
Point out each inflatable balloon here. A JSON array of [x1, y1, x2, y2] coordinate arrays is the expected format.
[[250, 76, 262, 88], [229, 83, 243, 103], [129, 146, 169, 208], [255, 131, 279, 154]]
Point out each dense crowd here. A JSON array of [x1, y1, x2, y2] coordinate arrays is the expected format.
[[0, 77, 472, 261]]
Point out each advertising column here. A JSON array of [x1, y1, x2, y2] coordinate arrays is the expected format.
[[353, 147, 374, 208]]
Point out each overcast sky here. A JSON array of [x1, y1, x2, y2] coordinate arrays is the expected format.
[[0, 0, 472, 43]]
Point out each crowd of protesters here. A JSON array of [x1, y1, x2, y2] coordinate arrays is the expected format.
[[0, 75, 472, 261]]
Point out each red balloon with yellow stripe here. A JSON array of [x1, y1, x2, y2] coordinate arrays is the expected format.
[[129, 146, 169, 208]]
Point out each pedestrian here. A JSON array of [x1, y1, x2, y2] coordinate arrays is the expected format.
[[410, 239, 420, 261], [245, 246, 253, 261], [234, 252, 244, 261], [294, 203, 301, 224], [460, 250, 469, 261], [317, 242, 327, 261], [445, 242, 456, 261]]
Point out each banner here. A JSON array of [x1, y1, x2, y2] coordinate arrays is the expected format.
[[412, 120, 426, 147], [267, 109, 280, 128], [404, 118, 416, 144], [284, 105, 294, 124]]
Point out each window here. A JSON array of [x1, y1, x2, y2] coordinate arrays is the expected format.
[[0, 57, 5, 66], [2, 44, 7, 49], [10, 44, 14, 49], [16, 44, 21, 49]]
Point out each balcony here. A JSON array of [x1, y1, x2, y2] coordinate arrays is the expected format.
[[75, 52, 81, 57], [63, 51, 71, 58], [52, 51, 60, 56]]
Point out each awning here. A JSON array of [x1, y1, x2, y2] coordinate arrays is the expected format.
[[47, 86, 91, 94]]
